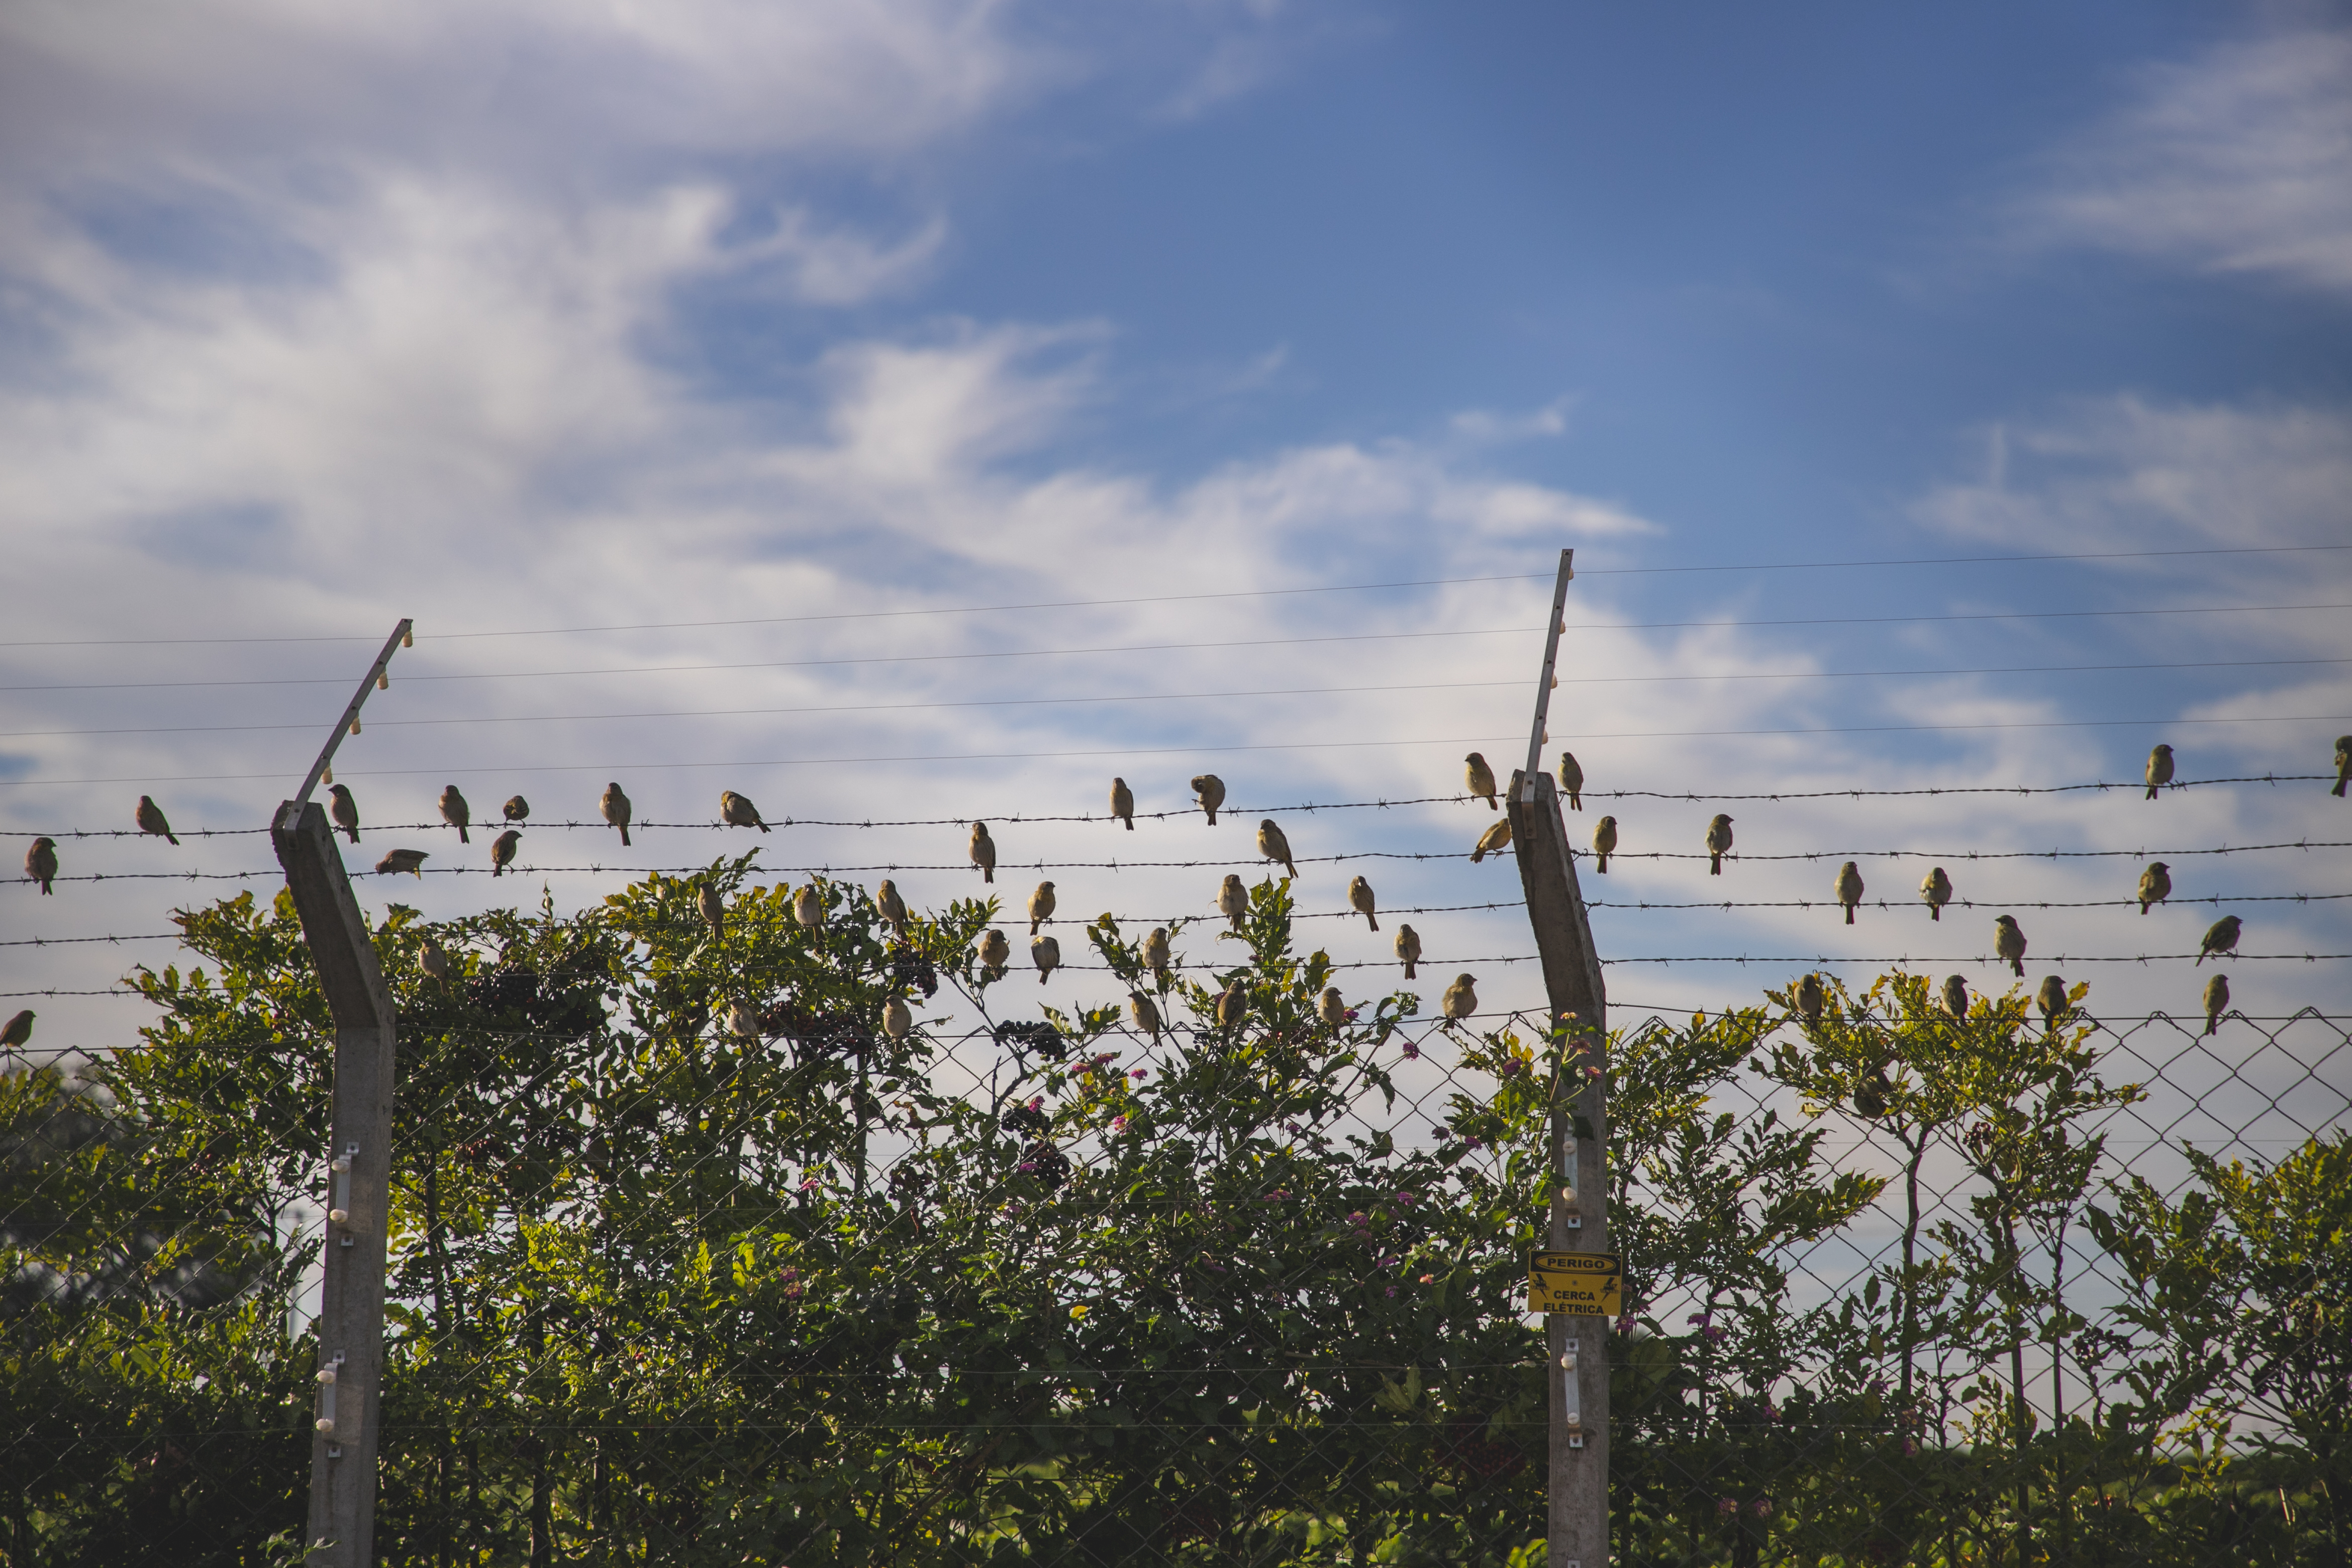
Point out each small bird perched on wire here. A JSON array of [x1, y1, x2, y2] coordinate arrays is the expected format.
[[1215, 982, 1247, 1029], [135, 795, 180, 845], [1471, 819, 1512, 863], [1391, 924, 1422, 981], [698, 882, 725, 937], [440, 786, 471, 843], [1027, 880, 1055, 935], [375, 849, 428, 878], [329, 785, 362, 844], [420, 940, 452, 986], [2, 1010, 32, 1051], [1318, 986, 1347, 1029], [969, 822, 997, 884], [1257, 820, 1297, 879], [1217, 874, 1249, 931], [1347, 875, 1379, 930], [1142, 926, 1171, 983], [2202, 973, 2229, 1036], [25, 837, 57, 895], [1557, 752, 1584, 811], [2144, 744, 2175, 800], [2196, 915, 2241, 965], [877, 879, 910, 935], [1464, 752, 1498, 810], [1995, 914, 2027, 977], [1110, 778, 1135, 831], [1705, 814, 1733, 875], [1441, 972, 1478, 1026], [1191, 774, 1226, 826], [1128, 990, 1161, 1043], [881, 997, 912, 1043], [503, 795, 530, 823], [1796, 972, 1825, 1028], [1920, 866, 1952, 922], [1835, 862, 1865, 925], [721, 791, 769, 831], [2335, 735, 2351, 799], [793, 885, 824, 927], [1592, 816, 1617, 874], [1942, 974, 1969, 1020], [601, 783, 632, 847], [1031, 935, 1060, 986], [490, 829, 520, 875], [2136, 862, 2171, 915], [977, 928, 1010, 978], [2037, 975, 2069, 1033], [728, 1000, 760, 1040]]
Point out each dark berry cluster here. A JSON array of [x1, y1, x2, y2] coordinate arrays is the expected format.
[[993, 1019, 1067, 1062]]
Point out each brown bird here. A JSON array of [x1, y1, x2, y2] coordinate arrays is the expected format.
[[721, 791, 769, 832], [1031, 934, 1060, 986], [440, 786, 471, 843], [1994, 914, 2027, 977], [1920, 866, 1952, 922], [728, 1000, 760, 1040], [1191, 774, 1226, 826], [1110, 778, 1135, 831], [2144, 744, 2174, 800], [329, 785, 361, 844], [25, 837, 57, 895], [601, 782, 632, 847], [877, 879, 909, 935], [1471, 819, 1512, 863], [1557, 751, 1584, 811], [2137, 861, 2171, 915], [1942, 974, 1970, 1020], [1464, 752, 1498, 810], [793, 885, 824, 927], [969, 822, 997, 884], [882, 997, 913, 1042], [1257, 819, 1297, 880], [1217, 874, 1249, 932], [419, 940, 451, 985], [375, 849, 428, 877], [1441, 972, 1478, 1025], [1129, 990, 1162, 1043], [1395, 923, 1421, 979], [2335, 735, 2351, 799], [1835, 862, 1865, 926], [976, 928, 1010, 977], [1142, 926, 1171, 983], [1592, 816, 1617, 873], [503, 795, 530, 823], [1705, 814, 1733, 875], [1026, 880, 1055, 936], [1347, 875, 1379, 930], [2, 1009, 31, 1050], [1317, 986, 1347, 1029], [489, 829, 520, 875], [2037, 974, 2069, 1033], [1795, 972, 1824, 1028], [2201, 973, 2229, 1037], [136, 795, 180, 845], [1215, 982, 1247, 1029], [2196, 915, 2240, 965], [698, 883, 725, 937]]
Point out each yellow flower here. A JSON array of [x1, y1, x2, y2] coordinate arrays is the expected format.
[[1069, 1305, 1090, 1319]]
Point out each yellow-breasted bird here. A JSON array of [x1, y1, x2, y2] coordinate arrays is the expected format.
[[2196, 915, 2240, 965], [1031, 935, 1060, 986], [1191, 774, 1226, 826], [136, 795, 179, 845], [698, 883, 725, 937], [1592, 815, 1617, 873], [1395, 924, 1421, 979], [877, 879, 909, 935], [1217, 874, 1249, 932], [1835, 861, 1865, 925], [969, 822, 997, 884], [2202, 973, 2229, 1036], [721, 791, 769, 832], [1464, 752, 1498, 811], [1215, 982, 1247, 1029], [1110, 778, 1135, 831], [1557, 751, 1584, 811], [1796, 973, 1824, 1028], [1257, 820, 1297, 880], [882, 998, 912, 1042], [2137, 861, 2171, 915], [793, 885, 824, 926], [490, 829, 520, 876], [1921, 866, 1952, 922], [503, 795, 530, 823], [1142, 926, 1171, 983], [2037, 975, 2069, 1033], [1129, 991, 1162, 1043], [1471, 819, 1512, 863], [2335, 735, 2351, 799], [2144, 744, 2175, 800], [329, 784, 362, 844], [977, 928, 1010, 977], [1347, 875, 1379, 931], [2, 1010, 32, 1050], [1318, 986, 1347, 1029], [440, 785, 471, 843], [1942, 974, 1970, 1020], [1705, 814, 1733, 875], [25, 837, 57, 895], [1995, 914, 2027, 977], [601, 782, 632, 847], [1026, 880, 1055, 936], [1441, 973, 1478, 1025], [375, 849, 428, 877]]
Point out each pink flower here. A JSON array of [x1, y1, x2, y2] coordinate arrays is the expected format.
[[1385, 1286, 1397, 1298], [1717, 1498, 1738, 1517], [1464, 1136, 1484, 1150], [1417, 1273, 1434, 1285], [799, 1177, 821, 1192], [1749, 1499, 1773, 1520], [1901, 1437, 1917, 1457], [1401, 1041, 1421, 1060], [1093, 1053, 1117, 1066], [1345, 1212, 1368, 1228], [1111, 1115, 1129, 1132], [1027, 1096, 1045, 1112], [1130, 1068, 1147, 1079], [1393, 1192, 1417, 1207]]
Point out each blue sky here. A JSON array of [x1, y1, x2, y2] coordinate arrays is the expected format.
[[2, 0, 2348, 1063]]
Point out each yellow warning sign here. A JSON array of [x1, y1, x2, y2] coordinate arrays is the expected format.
[[1528, 1251, 1622, 1316]]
